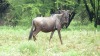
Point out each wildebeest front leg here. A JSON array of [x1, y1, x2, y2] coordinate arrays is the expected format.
[[49, 30, 55, 43], [58, 30, 63, 44], [56, 20, 63, 44]]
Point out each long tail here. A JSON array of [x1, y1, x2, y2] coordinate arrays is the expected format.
[[28, 21, 35, 40], [28, 27, 33, 40]]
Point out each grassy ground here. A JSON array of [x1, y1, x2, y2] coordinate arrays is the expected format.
[[0, 24, 100, 56]]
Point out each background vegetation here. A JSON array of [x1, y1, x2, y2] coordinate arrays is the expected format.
[[0, 0, 100, 27]]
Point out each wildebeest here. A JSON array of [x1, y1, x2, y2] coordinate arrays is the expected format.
[[28, 10, 71, 44]]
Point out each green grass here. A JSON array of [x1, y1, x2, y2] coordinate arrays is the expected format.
[[0, 24, 100, 56]]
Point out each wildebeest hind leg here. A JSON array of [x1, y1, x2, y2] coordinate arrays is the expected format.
[[32, 29, 40, 41]]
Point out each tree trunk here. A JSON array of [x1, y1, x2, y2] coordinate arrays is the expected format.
[[83, 0, 93, 22]]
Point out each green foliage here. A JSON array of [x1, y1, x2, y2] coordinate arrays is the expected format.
[[2, 0, 76, 26], [5, 0, 55, 26], [0, 0, 99, 27]]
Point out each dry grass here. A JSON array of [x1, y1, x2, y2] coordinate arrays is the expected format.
[[0, 26, 100, 56]]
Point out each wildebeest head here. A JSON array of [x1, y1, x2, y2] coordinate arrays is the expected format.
[[59, 10, 72, 27]]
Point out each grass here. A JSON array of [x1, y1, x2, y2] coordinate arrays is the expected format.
[[0, 23, 100, 56]]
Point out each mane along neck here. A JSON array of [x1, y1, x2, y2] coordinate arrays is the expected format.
[[52, 14, 63, 19]]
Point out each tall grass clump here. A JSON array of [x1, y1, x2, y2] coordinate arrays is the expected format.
[[18, 41, 37, 55], [62, 49, 80, 56]]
